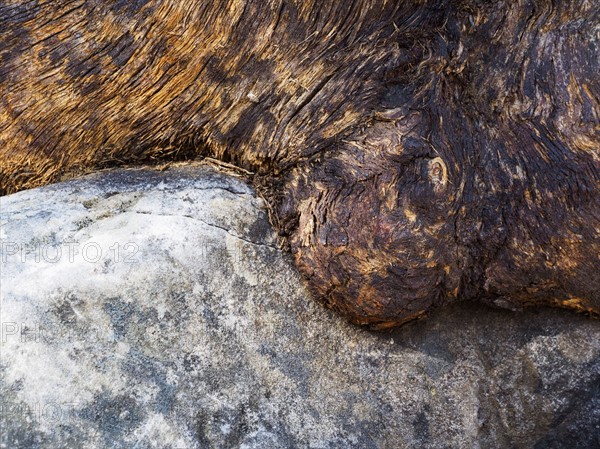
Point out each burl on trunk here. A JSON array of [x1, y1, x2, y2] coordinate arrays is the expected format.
[[1, 0, 598, 327]]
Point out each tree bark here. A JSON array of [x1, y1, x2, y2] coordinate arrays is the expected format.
[[1, 0, 598, 326]]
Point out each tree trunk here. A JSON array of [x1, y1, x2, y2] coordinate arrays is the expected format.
[[1, 0, 598, 326]]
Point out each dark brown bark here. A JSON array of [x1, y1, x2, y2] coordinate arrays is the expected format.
[[1, 0, 598, 327]]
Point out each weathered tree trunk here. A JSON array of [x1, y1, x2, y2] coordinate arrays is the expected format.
[[1, 0, 598, 327]]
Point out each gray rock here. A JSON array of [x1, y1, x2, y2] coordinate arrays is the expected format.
[[1, 164, 599, 449]]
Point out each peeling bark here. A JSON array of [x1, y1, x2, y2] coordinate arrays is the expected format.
[[1, 0, 598, 327]]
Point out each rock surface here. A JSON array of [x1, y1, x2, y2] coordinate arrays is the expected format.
[[1, 164, 599, 449]]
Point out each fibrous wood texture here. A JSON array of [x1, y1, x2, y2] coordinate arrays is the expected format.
[[1, 0, 598, 326]]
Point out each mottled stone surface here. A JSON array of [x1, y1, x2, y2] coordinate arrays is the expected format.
[[1, 165, 599, 449]]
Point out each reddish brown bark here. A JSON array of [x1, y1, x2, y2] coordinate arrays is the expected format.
[[1, 0, 598, 326]]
